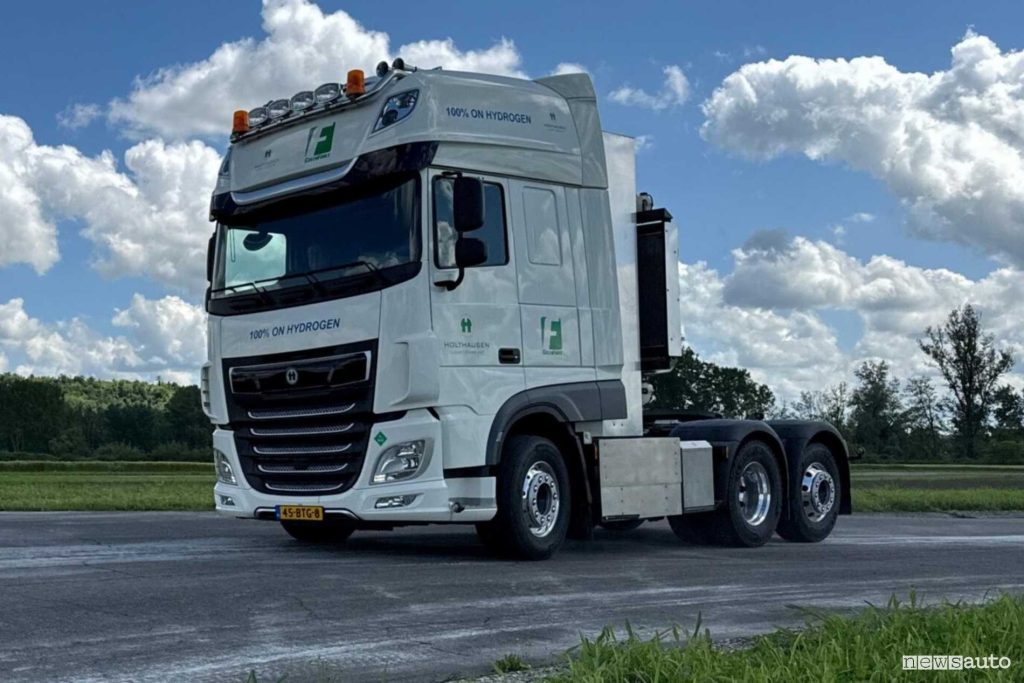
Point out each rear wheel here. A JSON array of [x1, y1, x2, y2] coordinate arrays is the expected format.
[[476, 435, 571, 560], [776, 443, 840, 543], [667, 512, 716, 544], [669, 440, 782, 547], [280, 518, 356, 544]]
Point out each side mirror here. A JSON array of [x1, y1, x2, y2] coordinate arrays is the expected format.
[[455, 238, 488, 268], [206, 233, 216, 283], [453, 176, 485, 232]]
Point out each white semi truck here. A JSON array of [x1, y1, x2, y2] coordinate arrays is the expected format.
[[203, 61, 850, 559]]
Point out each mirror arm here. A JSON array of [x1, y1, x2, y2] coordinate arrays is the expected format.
[[433, 266, 465, 291]]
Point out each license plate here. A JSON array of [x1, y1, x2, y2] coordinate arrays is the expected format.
[[276, 505, 324, 522]]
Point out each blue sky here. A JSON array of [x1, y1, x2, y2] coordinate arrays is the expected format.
[[1, 0, 1022, 396]]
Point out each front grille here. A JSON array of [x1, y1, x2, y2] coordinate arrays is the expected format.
[[222, 341, 377, 497]]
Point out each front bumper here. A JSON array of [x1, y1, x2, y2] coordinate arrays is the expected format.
[[213, 409, 496, 523]]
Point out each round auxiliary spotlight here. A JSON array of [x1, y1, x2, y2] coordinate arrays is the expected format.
[[247, 106, 268, 127], [376, 61, 389, 78], [314, 82, 341, 104], [267, 99, 290, 119], [290, 91, 315, 112]]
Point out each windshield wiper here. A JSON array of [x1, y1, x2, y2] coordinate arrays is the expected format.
[[212, 280, 275, 304], [298, 260, 388, 290]]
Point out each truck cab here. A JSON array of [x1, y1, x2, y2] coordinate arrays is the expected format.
[[203, 62, 850, 559]]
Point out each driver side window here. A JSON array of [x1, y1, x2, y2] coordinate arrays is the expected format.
[[433, 177, 508, 268]]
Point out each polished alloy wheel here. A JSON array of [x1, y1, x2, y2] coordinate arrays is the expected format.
[[521, 461, 560, 538], [736, 461, 772, 526], [801, 463, 836, 522]]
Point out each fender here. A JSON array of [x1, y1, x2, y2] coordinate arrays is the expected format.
[[484, 380, 626, 466], [669, 419, 789, 507], [767, 420, 852, 515]]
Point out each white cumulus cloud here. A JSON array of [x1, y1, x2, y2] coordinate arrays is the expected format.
[[703, 232, 1024, 391], [0, 114, 220, 291], [702, 31, 1024, 265], [610, 65, 690, 111], [0, 295, 206, 381], [108, 0, 526, 139]]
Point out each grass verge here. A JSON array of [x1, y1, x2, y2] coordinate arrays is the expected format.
[[0, 468, 214, 511], [854, 487, 1024, 512], [551, 594, 1024, 682], [2, 461, 1022, 513]]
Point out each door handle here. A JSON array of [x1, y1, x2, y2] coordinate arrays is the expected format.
[[499, 348, 521, 364]]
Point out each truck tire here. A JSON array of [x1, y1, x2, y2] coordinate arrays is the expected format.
[[477, 435, 571, 560], [776, 443, 841, 543], [280, 519, 356, 544], [670, 440, 782, 547], [667, 512, 716, 544]]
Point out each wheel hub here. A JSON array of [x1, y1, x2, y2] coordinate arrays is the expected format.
[[736, 461, 771, 527], [801, 463, 835, 522], [521, 462, 560, 538]]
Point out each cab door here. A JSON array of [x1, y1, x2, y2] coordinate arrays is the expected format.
[[428, 172, 524, 403], [508, 181, 583, 381]]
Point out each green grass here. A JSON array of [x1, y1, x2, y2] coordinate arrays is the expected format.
[[551, 594, 1024, 682], [850, 464, 1024, 512], [854, 487, 1024, 512], [494, 653, 531, 674], [0, 465, 214, 511], [2, 461, 1023, 513]]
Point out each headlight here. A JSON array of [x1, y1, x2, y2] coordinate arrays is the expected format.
[[373, 90, 419, 132], [371, 440, 427, 484], [214, 449, 236, 485]]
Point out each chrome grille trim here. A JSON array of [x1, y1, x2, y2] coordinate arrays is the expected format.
[[253, 443, 352, 456], [249, 423, 355, 437], [257, 462, 350, 474], [265, 481, 346, 493], [247, 403, 356, 421]]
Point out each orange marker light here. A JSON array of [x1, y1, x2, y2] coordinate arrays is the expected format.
[[232, 109, 249, 134], [347, 69, 366, 96]]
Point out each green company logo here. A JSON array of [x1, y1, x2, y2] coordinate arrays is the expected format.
[[304, 123, 335, 162], [460, 317, 473, 334], [541, 316, 563, 353], [374, 431, 388, 446]]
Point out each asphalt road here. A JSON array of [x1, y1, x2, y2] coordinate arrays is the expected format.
[[1, 513, 1023, 682]]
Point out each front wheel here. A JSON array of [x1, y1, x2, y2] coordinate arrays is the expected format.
[[280, 519, 356, 544], [776, 443, 841, 543], [476, 435, 571, 560]]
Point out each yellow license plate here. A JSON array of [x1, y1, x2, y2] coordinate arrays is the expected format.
[[276, 505, 324, 522]]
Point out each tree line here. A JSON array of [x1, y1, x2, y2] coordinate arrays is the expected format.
[[781, 304, 1020, 462], [650, 304, 1021, 463], [0, 375, 210, 461]]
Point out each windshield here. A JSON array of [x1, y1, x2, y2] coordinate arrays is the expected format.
[[212, 174, 420, 299]]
